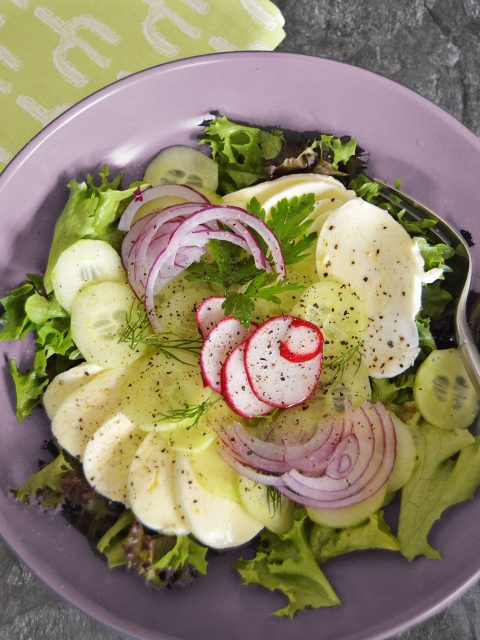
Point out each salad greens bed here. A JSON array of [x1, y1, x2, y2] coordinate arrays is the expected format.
[[2, 115, 480, 616]]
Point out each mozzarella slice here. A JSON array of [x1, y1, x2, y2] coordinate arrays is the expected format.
[[316, 197, 438, 377], [83, 413, 145, 504], [175, 453, 263, 549], [52, 367, 129, 459], [223, 173, 354, 233], [43, 363, 103, 420], [128, 432, 189, 535]]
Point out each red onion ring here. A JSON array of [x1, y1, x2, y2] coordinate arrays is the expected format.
[[118, 184, 209, 231]]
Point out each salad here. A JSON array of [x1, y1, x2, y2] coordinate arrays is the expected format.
[[2, 114, 480, 617]]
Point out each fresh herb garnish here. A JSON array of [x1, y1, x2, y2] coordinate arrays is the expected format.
[[256, 194, 318, 265], [266, 485, 282, 516], [155, 398, 219, 430], [326, 342, 363, 385], [187, 194, 317, 326], [118, 298, 202, 366]]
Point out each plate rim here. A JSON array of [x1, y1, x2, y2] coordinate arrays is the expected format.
[[1, 50, 480, 640]]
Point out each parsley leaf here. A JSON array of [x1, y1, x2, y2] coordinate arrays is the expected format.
[[259, 193, 317, 265]]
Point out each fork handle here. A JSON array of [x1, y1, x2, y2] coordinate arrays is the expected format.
[[456, 315, 480, 396]]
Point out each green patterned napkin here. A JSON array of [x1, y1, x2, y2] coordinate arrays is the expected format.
[[0, 0, 285, 171]]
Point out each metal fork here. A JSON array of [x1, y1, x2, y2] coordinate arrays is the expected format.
[[375, 180, 480, 394]]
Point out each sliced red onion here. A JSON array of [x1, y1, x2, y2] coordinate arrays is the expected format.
[[218, 447, 285, 487], [118, 184, 209, 231], [220, 423, 289, 471], [144, 206, 285, 330], [280, 402, 396, 509], [121, 213, 154, 270], [219, 401, 397, 511]]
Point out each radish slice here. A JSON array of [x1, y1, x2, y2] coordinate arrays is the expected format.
[[221, 343, 274, 419], [200, 317, 254, 393], [196, 297, 226, 339], [118, 184, 209, 231], [244, 316, 323, 408], [279, 318, 323, 363]]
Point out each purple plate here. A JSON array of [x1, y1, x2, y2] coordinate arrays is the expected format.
[[1, 52, 480, 640]]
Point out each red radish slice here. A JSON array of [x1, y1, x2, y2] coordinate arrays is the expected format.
[[221, 343, 274, 419], [118, 184, 209, 231], [200, 317, 254, 393], [279, 318, 323, 363], [196, 297, 226, 339], [244, 316, 323, 409]]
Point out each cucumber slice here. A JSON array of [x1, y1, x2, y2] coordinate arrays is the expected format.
[[291, 279, 367, 366], [52, 239, 124, 312], [144, 145, 218, 192], [307, 489, 387, 528], [83, 414, 145, 504], [118, 351, 211, 428], [43, 362, 103, 420], [51, 366, 129, 459], [238, 478, 295, 534], [175, 452, 262, 549], [388, 415, 416, 491], [155, 274, 214, 338], [190, 438, 241, 504], [128, 432, 189, 535], [413, 348, 479, 430], [70, 281, 148, 369], [162, 424, 216, 454]]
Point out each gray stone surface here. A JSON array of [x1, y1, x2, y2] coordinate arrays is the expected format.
[[1, 1, 479, 639]]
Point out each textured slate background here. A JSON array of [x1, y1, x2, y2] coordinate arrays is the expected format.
[[1, 0, 479, 638]]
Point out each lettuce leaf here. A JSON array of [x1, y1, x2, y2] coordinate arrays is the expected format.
[[0, 280, 36, 340], [98, 510, 207, 587], [9, 352, 50, 422], [398, 422, 480, 560], [416, 237, 454, 275], [44, 166, 139, 292], [200, 116, 283, 194], [0, 275, 81, 420], [13, 450, 73, 508], [309, 512, 399, 563], [13, 450, 123, 537], [236, 512, 339, 617]]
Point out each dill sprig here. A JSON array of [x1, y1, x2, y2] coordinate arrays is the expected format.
[[326, 342, 363, 385], [266, 486, 282, 516], [118, 299, 202, 367], [155, 398, 220, 430]]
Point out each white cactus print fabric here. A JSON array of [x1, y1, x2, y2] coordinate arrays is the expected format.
[[0, 0, 285, 171]]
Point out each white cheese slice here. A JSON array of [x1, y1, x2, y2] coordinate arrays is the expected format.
[[52, 367, 129, 459], [316, 197, 438, 377], [128, 432, 189, 535], [83, 413, 145, 504], [175, 453, 263, 549], [43, 363, 103, 420], [223, 173, 355, 233]]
